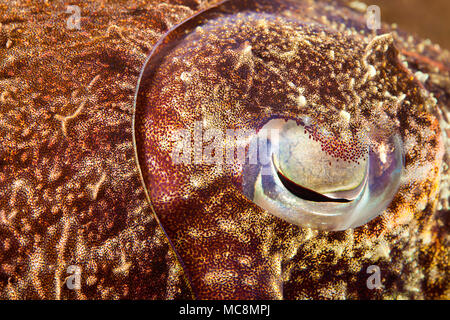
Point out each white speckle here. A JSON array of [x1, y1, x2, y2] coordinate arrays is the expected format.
[[339, 110, 351, 123], [417, 42, 425, 53], [13, 179, 25, 189], [287, 81, 296, 89], [348, 1, 367, 12], [367, 64, 376, 78], [302, 116, 312, 127], [395, 94, 406, 104], [301, 39, 312, 46], [414, 71, 429, 83], [180, 71, 192, 83], [190, 175, 204, 188], [195, 26, 204, 34], [430, 97, 438, 106], [373, 240, 391, 261], [298, 95, 307, 107], [328, 50, 335, 60], [5, 39, 12, 48], [242, 44, 252, 55], [348, 78, 355, 89]]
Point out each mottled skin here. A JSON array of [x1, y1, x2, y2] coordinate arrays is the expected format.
[[0, 0, 448, 299]]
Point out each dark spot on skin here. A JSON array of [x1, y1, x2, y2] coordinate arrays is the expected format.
[[0, 17, 27, 24]]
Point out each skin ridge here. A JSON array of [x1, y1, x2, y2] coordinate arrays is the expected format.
[[0, 0, 448, 299]]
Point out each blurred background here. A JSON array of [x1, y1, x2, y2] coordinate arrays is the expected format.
[[351, 0, 450, 50]]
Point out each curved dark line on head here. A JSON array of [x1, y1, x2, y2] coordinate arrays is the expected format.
[[131, 0, 232, 299]]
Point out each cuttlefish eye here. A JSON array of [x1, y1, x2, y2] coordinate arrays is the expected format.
[[242, 118, 403, 231], [134, 1, 407, 234]]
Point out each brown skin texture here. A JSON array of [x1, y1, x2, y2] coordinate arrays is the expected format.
[[0, 0, 210, 299], [0, 0, 449, 299]]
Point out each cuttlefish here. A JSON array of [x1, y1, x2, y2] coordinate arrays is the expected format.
[[0, 0, 448, 299]]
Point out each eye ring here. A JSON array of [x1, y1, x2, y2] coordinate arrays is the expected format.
[[241, 118, 404, 231]]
